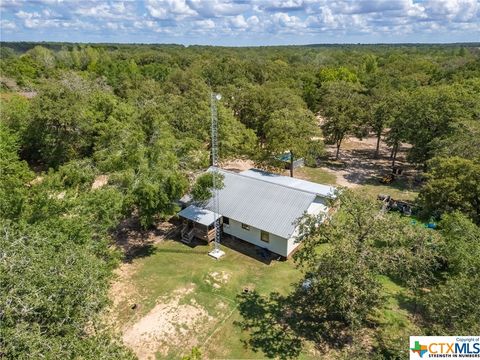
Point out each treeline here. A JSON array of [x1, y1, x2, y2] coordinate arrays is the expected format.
[[1, 43, 479, 358]]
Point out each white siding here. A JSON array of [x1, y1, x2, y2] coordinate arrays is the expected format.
[[223, 219, 289, 257], [220, 196, 330, 258]]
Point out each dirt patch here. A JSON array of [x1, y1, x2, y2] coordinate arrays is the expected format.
[[92, 175, 109, 190], [122, 284, 213, 360], [109, 263, 140, 309], [220, 159, 255, 172], [205, 271, 231, 289], [320, 167, 359, 188], [320, 134, 420, 190], [114, 217, 180, 262]]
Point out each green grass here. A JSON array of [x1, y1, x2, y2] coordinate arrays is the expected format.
[[356, 184, 419, 201], [373, 276, 420, 357], [112, 240, 304, 359], [112, 241, 420, 359], [293, 166, 337, 185]]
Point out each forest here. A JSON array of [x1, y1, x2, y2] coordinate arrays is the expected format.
[[1, 42, 479, 359]]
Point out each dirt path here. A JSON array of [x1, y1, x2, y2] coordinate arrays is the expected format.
[[220, 158, 255, 172]]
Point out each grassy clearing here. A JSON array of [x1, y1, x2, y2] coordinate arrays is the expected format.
[[356, 184, 418, 202], [111, 239, 303, 359], [111, 241, 421, 359], [290, 166, 337, 185]]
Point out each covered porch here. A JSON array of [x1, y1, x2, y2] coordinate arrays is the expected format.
[[178, 205, 222, 244]]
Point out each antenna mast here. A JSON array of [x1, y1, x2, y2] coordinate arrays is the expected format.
[[208, 92, 225, 259]]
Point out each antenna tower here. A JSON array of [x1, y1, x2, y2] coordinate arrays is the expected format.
[[208, 93, 225, 259]]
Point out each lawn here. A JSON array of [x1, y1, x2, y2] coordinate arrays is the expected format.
[[355, 184, 419, 202], [110, 240, 419, 360], [290, 166, 337, 185], [109, 239, 306, 359]]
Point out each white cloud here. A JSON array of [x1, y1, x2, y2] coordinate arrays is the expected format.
[[0, 19, 17, 30], [195, 19, 215, 29], [74, 2, 134, 20], [146, 0, 197, 19], [188, 0, 249, 17], [271, 12, 305, 29], [230, 14, 248, 29], [424, 0, 478, 22], [0, 0, 22, 9], [1, 0, 479, 42]]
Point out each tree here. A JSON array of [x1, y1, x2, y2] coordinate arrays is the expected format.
[[0, 123, 34, 220], [420, 274, 480, 335], [295, 190, 443, 311], [438, 212, 480, 276], [370, 91, 402, 159], [401, 86, 467, 166], [319, 81, 366, 159], [433, 119, 480, 159], [0, 220, 133, 359], [419, 156, 480, 224], [26, 45, 55, 71], [26, 76, 116, 167], [191, 172, 224, 204], [264, 108, 320, 177], [419, 212, 480, 335], [385, 116, 409, 167], [302, 244, 383, 330]]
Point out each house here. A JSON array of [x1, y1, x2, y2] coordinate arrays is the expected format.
[[178, 168, 336, 258]]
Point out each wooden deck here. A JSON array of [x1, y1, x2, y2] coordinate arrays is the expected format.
[[181, 220, 216, 243]]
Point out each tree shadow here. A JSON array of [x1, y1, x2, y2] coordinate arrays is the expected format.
[[113, 216, 181, 263], [124, 244, 157, 263], [397, 292, 419, 315], [235, 291, 303, 359], [235, 287, 354, 359]]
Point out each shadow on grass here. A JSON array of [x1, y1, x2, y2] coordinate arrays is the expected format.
[[154, 246, 209, 255], [397, 292, 419, 315], [221, 235, 276, 265], [235, 291, 303, 359], [124, 244, 157, 263], [235, 289, 353, 359], [362, 175, 420, 192]]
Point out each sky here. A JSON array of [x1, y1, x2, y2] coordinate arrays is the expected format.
[[0, 0, 479, 46]]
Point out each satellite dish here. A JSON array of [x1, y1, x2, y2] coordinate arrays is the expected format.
[[215, 93, 222, 101]]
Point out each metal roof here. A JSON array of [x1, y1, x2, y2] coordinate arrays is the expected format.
[[204, 169, 318, 238], [178, 205, 220, 226], [240, 168, 336, 198]]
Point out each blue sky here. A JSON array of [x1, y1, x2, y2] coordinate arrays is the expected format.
[[1, 0, 479, 45]]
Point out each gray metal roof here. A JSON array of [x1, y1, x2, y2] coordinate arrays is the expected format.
[[240, 169, 336, 198], [204, 169, 317, 238], [178, 205, 220, 226]]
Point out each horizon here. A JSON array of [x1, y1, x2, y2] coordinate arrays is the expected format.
[[1, 0, 479, 46], [2, 40, 479, 48]]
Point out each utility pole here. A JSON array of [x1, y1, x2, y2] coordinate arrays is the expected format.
[[208, 92, 225, 260]]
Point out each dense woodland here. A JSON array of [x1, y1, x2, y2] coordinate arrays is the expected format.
[[1, 42, 480, 359]]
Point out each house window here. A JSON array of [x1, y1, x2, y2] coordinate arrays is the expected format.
[[242, 223, 250, 231], [223, 217, 229, 225], [261, 230, 270, 243]]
